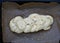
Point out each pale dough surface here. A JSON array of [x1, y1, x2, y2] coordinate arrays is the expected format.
[[9, 13, 53, 33]]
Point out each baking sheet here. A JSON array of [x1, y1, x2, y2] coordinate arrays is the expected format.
[[2, 2, 60, 43]]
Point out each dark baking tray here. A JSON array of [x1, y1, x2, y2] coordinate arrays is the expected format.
[[2, 2, 60, 43]]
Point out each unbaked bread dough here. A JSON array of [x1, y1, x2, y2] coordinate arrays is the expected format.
[[9, 13, 53, 33]]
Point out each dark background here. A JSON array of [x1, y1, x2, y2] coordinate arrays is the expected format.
[[1, 0, 60, 43], [2, 0, 60, 2], [0, 2, 2, 43]]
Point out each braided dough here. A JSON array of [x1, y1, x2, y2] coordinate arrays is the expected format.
[[9, 13, 53, 33]]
